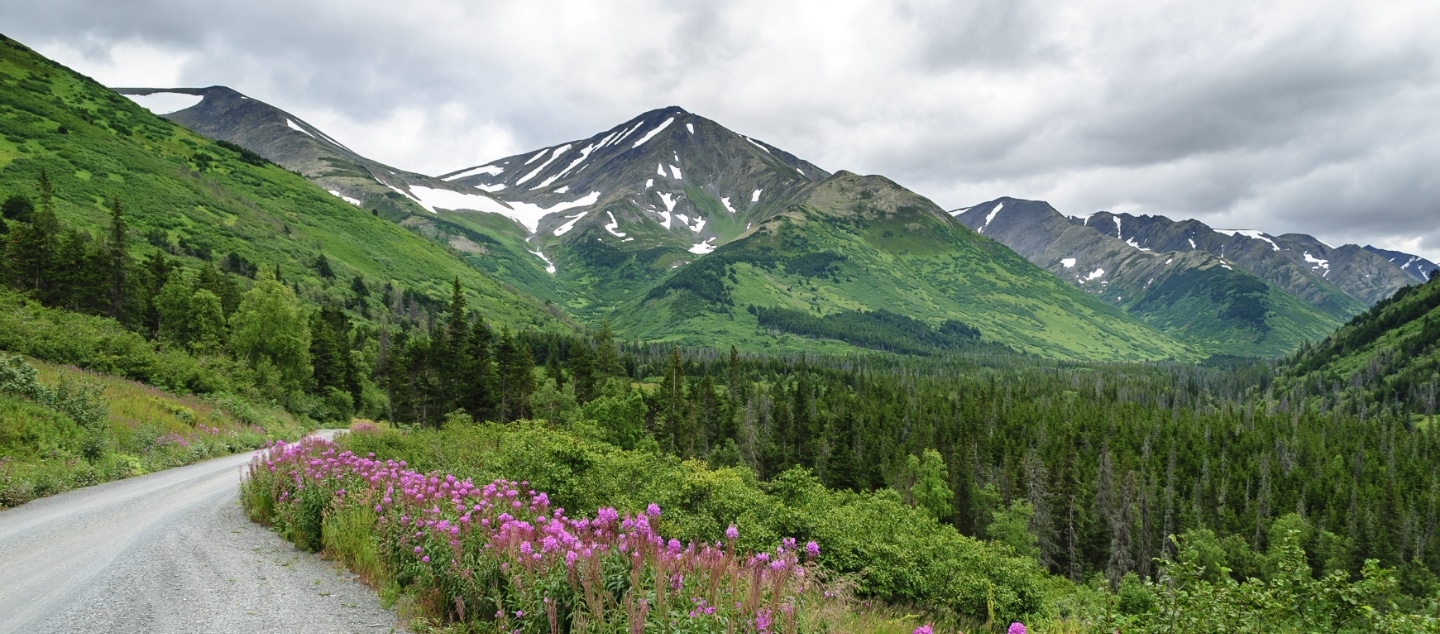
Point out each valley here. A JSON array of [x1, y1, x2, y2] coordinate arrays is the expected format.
[[3, 30, 1440, 633]]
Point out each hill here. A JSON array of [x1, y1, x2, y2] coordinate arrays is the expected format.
[[1275, 272, 1440, 415]]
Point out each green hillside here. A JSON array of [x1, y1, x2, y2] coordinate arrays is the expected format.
[[1125, 260, 1342, 358], [0, 34, 568, 333], [617, 172, 1198, 361], [1275, 272, 1440, 413]]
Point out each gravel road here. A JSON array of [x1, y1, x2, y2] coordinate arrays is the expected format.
[[0, 434, 405, 634]]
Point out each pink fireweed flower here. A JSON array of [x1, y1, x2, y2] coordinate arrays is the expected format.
[[726, 524, 739, 540], [912, 626, 933, 634], [805, 541, 820, 558], [1008, 623, 1026, 634], [646, 503, 661, 518]]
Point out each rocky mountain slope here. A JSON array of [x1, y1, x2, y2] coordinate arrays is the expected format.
[[1079, 211, 1415, 309], [954, 198, 1341, 357], [1363, 245, 1438, 283]]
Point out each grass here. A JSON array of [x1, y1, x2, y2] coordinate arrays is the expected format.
[[0, 353, 306, 506]]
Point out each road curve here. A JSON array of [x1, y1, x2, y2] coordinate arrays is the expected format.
[[0, 435, 403, 634]]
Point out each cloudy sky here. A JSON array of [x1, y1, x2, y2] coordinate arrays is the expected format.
[[6, 0, 1438, 259]]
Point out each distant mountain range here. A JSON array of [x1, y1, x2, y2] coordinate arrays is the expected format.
[[111, 78, 1434, 360], [953, 198, 1434, 356]]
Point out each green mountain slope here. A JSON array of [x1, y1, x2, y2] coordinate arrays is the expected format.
[[143, 90, 1196, 360], [0, 35, 567, 332], [617, 172, 1198, 361], [1275, 273, 1440, 412], [955, 198, 1342, 357]]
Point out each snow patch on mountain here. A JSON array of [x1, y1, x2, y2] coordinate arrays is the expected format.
[[1061, 258, 1077, 268], [1112, 216, 1122, 238], [721, 197, 736, 214], [1235, 230, 1280, 251], [1125, 237, 1150, 252], [286, 119, 316, 139], [656, 163, 666, 177], [979, 202, 1005, 233], [631, 117, 675, 148], [327, 190, 362, 206], [124, 91, 203, 115], [689, 238, 717, 254], [524, 149, 548, 165], [604, 211, 626, 238], [553, 211, 588, 236], [517, 144, 572, 186], [1083, 268, 1106, 282], [528, 247, 556, 274], [744, 137, 771, 154], [751, 189, 762, 203], [1303, 252, 1330, 271], [404, 185, 601, 234], [686, 123, 695, 134], [691, 216, 706, 233], [658, 192, 677, 213], [535, 143, 597, 189], [475, 183, 507, 193], [444, 165, 503, 181], [669, 165, 683, 179]]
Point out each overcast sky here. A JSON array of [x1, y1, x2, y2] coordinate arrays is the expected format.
[[5, 0, 1438, 260]]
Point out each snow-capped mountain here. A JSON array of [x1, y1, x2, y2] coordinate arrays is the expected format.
[[437, 106, 828, 252], [954, 198, 1341, 356], [1363, 246, 1438, 283], [114, 86, 500, 218], [1077, 211, 1417, 308]]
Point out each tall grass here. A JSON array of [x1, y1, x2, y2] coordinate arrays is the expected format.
[[0, 353, 304, 506]]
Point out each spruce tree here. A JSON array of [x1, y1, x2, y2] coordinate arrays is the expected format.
[[104, 196, 130, 321], [594, 317, 623, 377], [568, 339, 597, 404]]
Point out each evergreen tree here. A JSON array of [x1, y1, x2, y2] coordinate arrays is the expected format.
[[104, 195, 130, 322], [568, 339, 597, 404], [462, 318, 497, 421], [594, 318, 623, 377], [7, 173, 59, 295]]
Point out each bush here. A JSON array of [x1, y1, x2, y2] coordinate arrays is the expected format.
[[338, 422, 1045, 623]]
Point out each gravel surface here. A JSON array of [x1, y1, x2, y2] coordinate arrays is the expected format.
[[0, 434, 406, 634]]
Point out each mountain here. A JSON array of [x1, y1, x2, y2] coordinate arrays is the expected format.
[[609, 172, 1195, 360], [954, 198, 1342, 357], [0, 35, 567, 332], [113, 85, 504, 220], [1275, 273, 1440, 415], [448, 107, 1194, 360], [1077, 211, 1414, 309], [1363, 245, 1438, 283], [156, 96, 1197, 360]]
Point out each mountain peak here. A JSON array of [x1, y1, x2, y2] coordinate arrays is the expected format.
[[434, 107, 830, 243]]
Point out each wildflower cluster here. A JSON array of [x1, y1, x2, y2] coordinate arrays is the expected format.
[[245, 437, 824, 632]]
